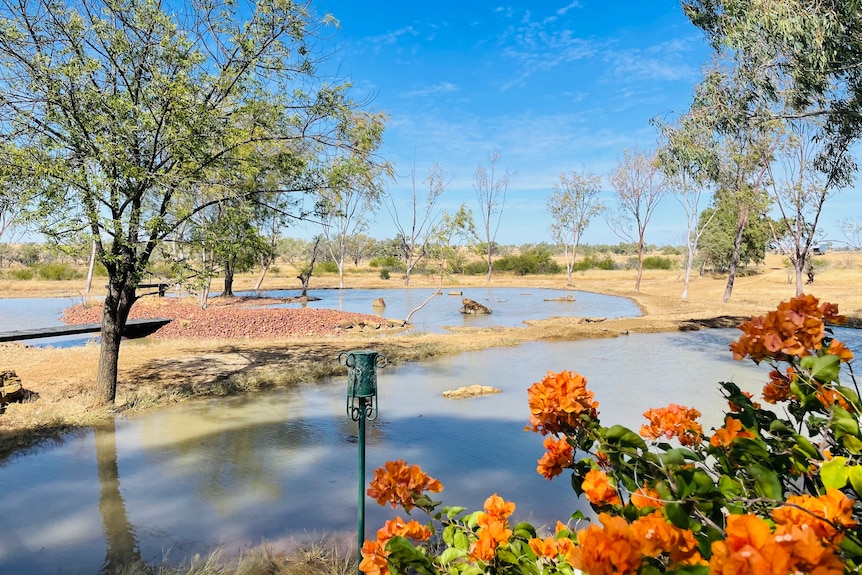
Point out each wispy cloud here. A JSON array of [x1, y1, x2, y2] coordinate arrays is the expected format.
[[603, 37, 703, 83], [556, 1, 580, 16], [401, 82, 460, 98], [359, 26, 420, 54]]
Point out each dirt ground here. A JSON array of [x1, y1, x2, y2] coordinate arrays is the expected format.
[[1, 252, 861, 460]]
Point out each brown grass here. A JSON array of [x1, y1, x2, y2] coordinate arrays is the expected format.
[[2, 252, 862, 463]]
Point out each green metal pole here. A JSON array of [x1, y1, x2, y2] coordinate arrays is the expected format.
[[357, 396, 367, 568]]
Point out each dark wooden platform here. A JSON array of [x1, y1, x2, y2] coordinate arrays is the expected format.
[[0, 318, 172, 343]]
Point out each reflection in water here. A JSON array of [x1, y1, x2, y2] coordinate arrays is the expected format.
[[1, 328, 858, 573], [95, 422, 142, 574]]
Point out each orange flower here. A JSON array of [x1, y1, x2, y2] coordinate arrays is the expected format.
[[631, 511, 702, 565], [731, 295, 840, 364], [709, 514, 792, 575], [469, 494, 515, 562], [376, 516, 432, 542], [359, 540, 389, 575], [537, 436, 574, 479], [581, 468, 621, 507], [772, 488, 858, 542], [570, 513, 642, 575], [526, 370, 599, 435], [773, 524, 843, 574], [762, 367, 796, 404], [367, 459, 443, 511], [630, 485, 664, 510], [815, 384, 852, 411], [827, 338, 854, 362], [640, 403, 703, 446], [710, 416, 756, 448], [528, 536, 559, 558]]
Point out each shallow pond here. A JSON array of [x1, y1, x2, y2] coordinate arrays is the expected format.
[[0, 287, 641, 346], [1, 326, 834, 574]]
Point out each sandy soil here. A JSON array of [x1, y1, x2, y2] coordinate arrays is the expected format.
[[1, 252, 861, 459]]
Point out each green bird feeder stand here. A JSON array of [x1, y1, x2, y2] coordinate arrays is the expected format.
[[339, 349, 387, 567]]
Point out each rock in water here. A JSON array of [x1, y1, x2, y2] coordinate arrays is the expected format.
[[372, 297, 386, 308], [460, 298, 492, 315], [0, 369, 25, 405]]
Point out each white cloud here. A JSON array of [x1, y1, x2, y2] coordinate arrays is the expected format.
[[401, 82, 460, 98], [556, 1, 581, 16]]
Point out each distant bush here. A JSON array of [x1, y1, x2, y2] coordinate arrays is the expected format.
[[369, 256, 403, 271], [493, 248, 562, 276], [573, 254, 616, 271], [38, 262, 83, 280], [462, 261, 488, 276], [319, 261, 339, 273], [8, 267, 34, 280], [642, 255, 675, 270], [379, 268, 390, 280]]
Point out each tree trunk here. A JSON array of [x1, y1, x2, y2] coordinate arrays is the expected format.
[[634, 239, 645, 293], [85, 240, 96, 295], [95, 283, 136, 405], [486, 251, 492, 284], [223, 257, 235, 297], [682, 243, 695, 300], [253, 263, 269, 291], [723, 208, 749, 303]]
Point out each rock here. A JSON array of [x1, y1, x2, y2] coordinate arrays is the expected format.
[[448, 291, 463, 296], [0, 369, 25, 405], [584, 317, 606, 323], [544, 294, 576, 302], [442, 385, 501, 398], [372, 297, 386, 308], [460, 298, 492, 315]]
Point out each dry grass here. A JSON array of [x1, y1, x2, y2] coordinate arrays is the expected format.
[[2, 252, 862, 463]]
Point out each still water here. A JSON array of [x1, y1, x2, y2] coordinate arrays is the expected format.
[[0, 327, 824, 575]]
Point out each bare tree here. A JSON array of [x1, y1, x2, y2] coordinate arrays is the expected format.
[[547, 170, 604, 286], [473, 152, 514, 284], [386, 162, 449, 285], [607, 149, 666, 292]]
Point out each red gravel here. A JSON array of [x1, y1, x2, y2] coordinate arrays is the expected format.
[[61, 297, 401, 339]]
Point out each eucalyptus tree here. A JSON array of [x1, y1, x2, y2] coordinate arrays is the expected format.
[[318, 111, 390, 289], [546, 170, 603, 287], [386, 162, 449, 285], [607, 148, 666, 293], [473, 152, 514, 284], [0, 0, 386, 404]]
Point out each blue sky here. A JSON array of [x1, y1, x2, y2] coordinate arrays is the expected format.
[[306, 0, 859, 247]]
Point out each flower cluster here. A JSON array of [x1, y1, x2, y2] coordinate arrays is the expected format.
[[729, 293, 846, 363], [526, 370, 598, 435], [709, 415, 755, 448], [580, 468, 621, 507], [366, 458, 442, 511], [359, 516, 432, 575], [639, 403, 703, 446], [536, 435, 573, 479], [469, 494, 516, 562]]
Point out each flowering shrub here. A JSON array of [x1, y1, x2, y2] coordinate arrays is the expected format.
[[360, 294, 862, 575]]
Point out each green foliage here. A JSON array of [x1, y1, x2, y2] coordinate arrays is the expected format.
[[37, 262, 82, 281], [319, 261, 339, 274], [642, 256, 676, 270], [379, 268, 390, 280], [461, 261, 488, 276], [492, 247, 562, 276], [8, 267, 34, 280], [369, 256, 403, 270], [697, 201, 774, 271]]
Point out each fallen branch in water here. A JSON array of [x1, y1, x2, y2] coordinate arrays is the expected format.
[[405, 288, 443, 324]]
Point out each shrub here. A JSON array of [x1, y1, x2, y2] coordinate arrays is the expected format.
[[461, 261, 488, 276], [379, 268, 390, 280], [642, 255, 675, 270], [37, 262, 83, 280], [492, 248, 562, 276], [573, 254, 616, 271], [9, 267, 35, 280], [319, 261, 339, 273], [362, 294, 862, 575], [369, 256, 404, 271]]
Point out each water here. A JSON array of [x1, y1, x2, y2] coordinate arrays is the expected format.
[[0, 287, 641, 345], [247, 287, 642, 333], [0, 326, 819, 575]]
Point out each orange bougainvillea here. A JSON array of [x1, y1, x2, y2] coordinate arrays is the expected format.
[[470, 494, 515, 562], [772, 488, 858, 542], [526, 370, 598, 435], [762, 367, 796, 404], [536, 435, 574, 479], [366, 459, 443, 511], [359, 516, 432, 575], [730, 294, 845, 364], [640, 403, 703, 446], [570, 513, 642, 575], [581, 468, 621, 507], [710, 416, 756, 448], [631, 511, 703, 565], [630, 485, 664, 510]]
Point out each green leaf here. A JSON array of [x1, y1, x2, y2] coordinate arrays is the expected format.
[[604, 424, 647, 450], [438, 547, 467, 565], [385, 536, 436, 575], [664, 502, 690, 529], [512, 522, 537, 539], [800, 354, 841, 383], [444, 506, 466, 520], [453, 529, 471, 551], [749, 464, 782, 500], [820, 457, 849, 489], [820, 457, 848, 489], [848, 466, 862, 498], [844, 435, 862, 455]]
